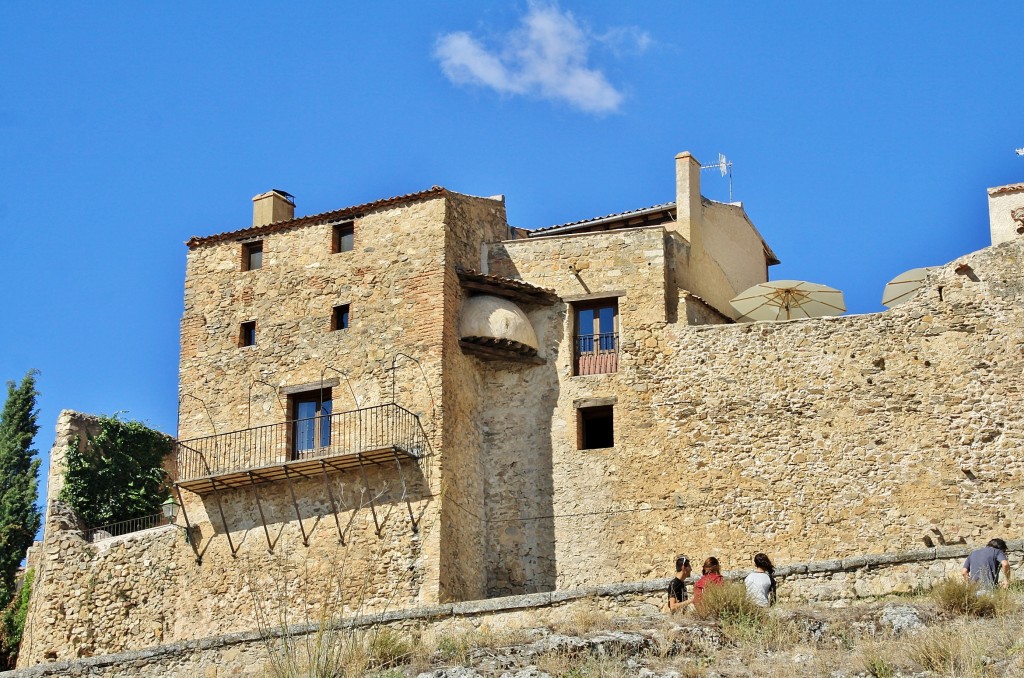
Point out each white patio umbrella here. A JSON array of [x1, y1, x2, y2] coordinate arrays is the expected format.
[[881, 267, 935, 308], [730, 280, 846, 321]]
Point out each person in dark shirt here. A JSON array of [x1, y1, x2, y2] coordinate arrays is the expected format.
[[961, 538, 1011, 588], [668, 554, 692, 613]]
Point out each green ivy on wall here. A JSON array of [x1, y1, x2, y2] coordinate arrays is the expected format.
[[0, 568, 32, 669], [59, 415, 172, 528]]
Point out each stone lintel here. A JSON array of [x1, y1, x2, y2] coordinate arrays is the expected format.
[[562, 290, 626, 303], [279, 378, 339, 395], [573, 396, 617, 409]]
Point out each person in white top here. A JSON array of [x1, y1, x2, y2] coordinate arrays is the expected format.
[[744, 552, 776, 608]]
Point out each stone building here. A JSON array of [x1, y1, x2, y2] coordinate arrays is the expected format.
[[170, 151, 778, 604], [16, 153, 1024, 667]]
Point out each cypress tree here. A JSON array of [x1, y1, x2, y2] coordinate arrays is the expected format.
[[0, 372, 41, 606]]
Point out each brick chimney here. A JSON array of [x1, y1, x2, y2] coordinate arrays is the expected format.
[[675, 152, 702, 253], [252, 189, 295, 227]]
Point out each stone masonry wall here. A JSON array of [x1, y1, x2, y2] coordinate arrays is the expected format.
[[484, 227, 671, 596], [175, 193, 450, 622], [20, 191, 512, 666], [9, 543, 1022, 677], [482, 233, 1024, 593], [437, 193, 510, 601]]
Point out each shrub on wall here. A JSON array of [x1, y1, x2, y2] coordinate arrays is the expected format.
[[59, 415, 172, 527], [0, 568, 32, 669]]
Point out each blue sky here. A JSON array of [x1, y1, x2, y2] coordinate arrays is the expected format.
[[1, 2, 1022, 497]]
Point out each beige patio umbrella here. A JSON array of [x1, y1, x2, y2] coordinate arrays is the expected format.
[[730, 280, 846, 321], [881, 267, 935, 308]]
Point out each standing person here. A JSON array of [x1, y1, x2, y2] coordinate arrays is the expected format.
[[961, 538, 1011, 589], [667, 554, 692, 613], [744, 553, 776, 608], [693, 557, 724, 605]]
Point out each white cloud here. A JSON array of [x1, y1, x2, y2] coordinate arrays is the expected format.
[[435, 4, 645, 114], [596, 26, 653, 57]]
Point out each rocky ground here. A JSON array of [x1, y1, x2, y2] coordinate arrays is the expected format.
[[399, 592, 1024, 678]]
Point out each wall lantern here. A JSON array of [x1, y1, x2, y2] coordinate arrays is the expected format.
[[161, 497, 180, 522]]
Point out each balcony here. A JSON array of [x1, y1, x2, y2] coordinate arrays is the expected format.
[[574, 332, 619, 376], [175, 404, 427, 494]]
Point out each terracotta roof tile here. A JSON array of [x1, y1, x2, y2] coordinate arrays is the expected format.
[[988, 183, 1024, 196], [186, 186, 448, 249], [457, 268, 560, 305], [529, 202, 676, 235]]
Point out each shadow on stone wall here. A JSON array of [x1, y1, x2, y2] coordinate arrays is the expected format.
[[189, 463, 431, 554], [480, 302, 562, 596]]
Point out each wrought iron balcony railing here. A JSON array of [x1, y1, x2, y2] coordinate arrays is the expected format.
[[175, 403, 427, 487], [574, 331, 619, 375], [86, 513, 165, 542]]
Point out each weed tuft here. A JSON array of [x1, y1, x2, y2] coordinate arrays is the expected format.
[[694, 581, 764, 626], [931, 577, 1014, 617]]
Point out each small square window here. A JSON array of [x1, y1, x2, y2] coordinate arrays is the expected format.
[[578, 405, 614, 450], [332, 304, 350, 331], [332, 222, 354, 253], [243, 241, 263, 271], [240, 321, 257, 347]]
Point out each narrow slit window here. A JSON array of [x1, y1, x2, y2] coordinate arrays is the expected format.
[[332, 222, 354, 253], [332, 304, 350, 331], [578, 405, 614, 450], [242, 241, 263, 271], [240, 321, 257, 347]]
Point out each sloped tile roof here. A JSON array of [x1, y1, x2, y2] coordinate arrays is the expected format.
[[528, 202, 676, 235], [988, 183, 1024, 196], [186, 186, 448, 249], [457, 268, 560, 305]]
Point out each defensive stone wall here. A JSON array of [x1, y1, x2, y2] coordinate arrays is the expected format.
[[9, 542, 1021, 677], [479, 236, 1024, 593]]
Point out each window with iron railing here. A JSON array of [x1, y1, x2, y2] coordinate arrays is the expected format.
[[573, 300, 619, 375]]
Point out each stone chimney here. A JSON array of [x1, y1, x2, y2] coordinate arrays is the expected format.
[[987, 182, 1024, 245], [675, 152, 702, 253], [252, 189, 295, 227]]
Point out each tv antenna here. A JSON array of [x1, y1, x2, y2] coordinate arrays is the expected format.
[[1016, 148, 1024, 156], [701, 153, 734, 202]]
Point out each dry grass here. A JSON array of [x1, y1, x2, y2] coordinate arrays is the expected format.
[[549, 604, 614, 636], [906, 621, 991, 676], [430, 624, 531, 667], [253, 587, 1024, 677], [535, 648, 631, 677], [262, 626, 415, 678], [693, 581, 798, 654], [694, 580, 764, 626], [857, 639, 903, 678], [931, 577, 1016, 617]]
